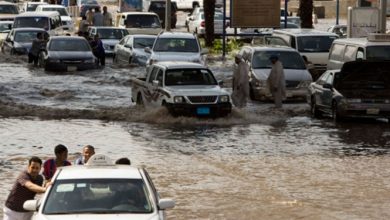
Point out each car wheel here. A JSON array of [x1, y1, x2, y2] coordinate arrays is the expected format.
[[311, 97, 322, 118], [136, 93, 144, 106], [332, 101, 343, 122]]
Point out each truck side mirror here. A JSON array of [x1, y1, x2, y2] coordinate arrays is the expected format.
[[144, 47, 151, 53]]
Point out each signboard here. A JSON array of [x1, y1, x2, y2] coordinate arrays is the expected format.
[[119, 0, 143, 13], [231, 0, 280, 28], [347, 7, 380, 38]]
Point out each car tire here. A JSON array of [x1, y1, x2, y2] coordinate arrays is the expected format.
[[332, 101, 343, 122], [136, 93, 144, 106], [311, 97, 322, 118]]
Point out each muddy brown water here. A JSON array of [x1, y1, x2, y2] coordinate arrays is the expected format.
[[1, 55, 390, 220]]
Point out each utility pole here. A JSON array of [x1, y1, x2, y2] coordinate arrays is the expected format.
[[165, 0, 172, 31], [380, 0, 387, 33]]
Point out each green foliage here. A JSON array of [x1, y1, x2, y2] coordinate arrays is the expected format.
[[207, 38, 243, 54]]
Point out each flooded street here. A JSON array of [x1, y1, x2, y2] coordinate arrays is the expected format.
[[1, 53, 390, 219]]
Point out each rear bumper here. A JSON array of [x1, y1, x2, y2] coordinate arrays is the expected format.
[[165, 103, 232, 117]]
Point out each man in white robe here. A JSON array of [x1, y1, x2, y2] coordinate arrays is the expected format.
[[232, 54, 250, 108], [268, 55, 286, 108]]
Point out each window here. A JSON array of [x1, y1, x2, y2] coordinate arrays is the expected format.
[[343, 45, 357, 62], [125, 15, 161, 28], [329, 44, 345, 61], [251, 51, 306, 69], [155, 69, 163, 86], [366, 46, 390, 60], [154, 38, 199, 52], [133, 37, 155, 48], [297, 36, 338, 52], [148, 67, 159, 83], [165, 68, 217, 86]]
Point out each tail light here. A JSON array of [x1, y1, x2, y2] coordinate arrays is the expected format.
[[201, 21, 205, 27]]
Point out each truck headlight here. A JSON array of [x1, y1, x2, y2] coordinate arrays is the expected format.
[[219, 95, 229, 103], [174, 96, 185, 103]]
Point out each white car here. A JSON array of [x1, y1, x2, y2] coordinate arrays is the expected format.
[[114, 34, 156, 65], [188, 11, 224, 38], [21, 2, 47, 12], [87, 26, 129, 56], [23, 154, 175, 220], [145, 31, 208, 66], [35, 5, 74, 33]]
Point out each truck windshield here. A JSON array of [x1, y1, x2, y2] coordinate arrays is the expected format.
[[366, 46, 390, 60], [42, 178, 153, 214], [165, 69, 217, 86], [14, 17, 49, 29], [297, 36, 338, 52], [154, 38, 199, 52]]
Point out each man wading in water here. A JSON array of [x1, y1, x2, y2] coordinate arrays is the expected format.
[[232, 53, 250, 108], [268, 54, 286, 108]]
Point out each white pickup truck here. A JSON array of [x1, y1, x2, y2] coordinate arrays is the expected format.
[[131, 61, 232, 117]]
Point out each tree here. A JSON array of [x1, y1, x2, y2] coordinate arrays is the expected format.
[[299, 0, 313, 28], [203, 0, 215, 47]]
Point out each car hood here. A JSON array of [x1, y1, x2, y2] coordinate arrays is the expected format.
[[15, 42, 32, 50], [33, 214, 161, 220], [252, 68, 311, 81], [47, 51, 95, 59], [152, 52, 201, 63], [101, 39, 119, 46], [165, 85, 229, 96]]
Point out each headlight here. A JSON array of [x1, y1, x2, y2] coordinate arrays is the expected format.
[[174, 96, 184, 103], [347, 98, 361, 103], [219, 95, 229, 103], [299, 80, 312, 88]]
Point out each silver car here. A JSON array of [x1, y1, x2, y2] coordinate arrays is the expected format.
[[239, 46, 312, 101], [114, 34, 156, 65], [145, 31, 208, 67], [88, 26, 129, 56]]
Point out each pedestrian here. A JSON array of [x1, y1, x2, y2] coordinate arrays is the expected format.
[[90, 34, 105, 66], [42, 144, 71, 181], [115, 157, 131, 165], [78, 16, 90, 36], [74, 145, 95, 165], [231, 53, 250, 108], [86, 8, 94, 25], [28, 32, 43, 66], [102, 6, 112, 26], [93, 7, 104, 26], [268, 54, 286, 108], [3, 156, 49, 220]]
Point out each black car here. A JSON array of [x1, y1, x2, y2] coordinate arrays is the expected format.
[[40, 36, 97, 71], [1, 27, 46, 55], [308, 60, 390, 122], [148, 0, 177, 29]]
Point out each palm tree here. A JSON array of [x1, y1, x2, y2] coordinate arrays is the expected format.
[[299, 0, 313, 28], [203, 0, 215, 47]]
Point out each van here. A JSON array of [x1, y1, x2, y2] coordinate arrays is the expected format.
[[116, 12, 162, 35], [35, 5, 74, 33], [0, 1, 19, 21], [272, 29, 338, 73], [327, 33, 390, 70], [13, 11, 64, 36]]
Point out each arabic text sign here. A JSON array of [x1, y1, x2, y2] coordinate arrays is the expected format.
[[350, 7, 379, 38], [231, 0, 280, 28]]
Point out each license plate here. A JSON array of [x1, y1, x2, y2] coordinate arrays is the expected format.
[[366, 108, 379, 115], [67, 66, 77, 71], [197, 107, 210, 115]]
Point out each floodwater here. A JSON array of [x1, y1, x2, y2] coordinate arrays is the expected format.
[[1, 18, 390, 219]]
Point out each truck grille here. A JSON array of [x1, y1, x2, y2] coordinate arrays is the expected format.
[[188, 96, 217, 103]]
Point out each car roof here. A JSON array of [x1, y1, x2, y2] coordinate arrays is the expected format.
[[332, 37, 390, 46], [50, 36, 86, 40], [55, 165, 143, 180], [12, 27, 46, 31], [0, 1, 16, 5], [25, 2, 47, 5], [132, 34, 156, 38], [244, 45, 297, 52], [158, 31, 196, 39], [121, 12, 158, 16], [89, 26, 127, 30], [273, 28, 339, 36], [155, 61, 206, 69], [16, 11, 60, 17], [36, 4, 66, 8]]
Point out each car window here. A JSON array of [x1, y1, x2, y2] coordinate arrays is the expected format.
[[97, 29, 128, 39], [14, 17, 49, 29], [14, 31, 39, 42], [148, 67, 159, 83], [154, 38, 199, 52], [366, 46, 390, 60], [297, 36, 338, 52], [155, 69, 163, 86], [49, 39, 90, 51], [126, 15, 161, 28], [329, 43, 344, 60], [165, 68, 217, 86], [134, 37, 155, 48], [0, 22, 11, 32], [344, 45, 357, 62], [251, 51, 306, 69], [27, 4, 42, 11], [42, 7, 68, 16], [42, 179, 152, 214], [0, 5, 18, 14]]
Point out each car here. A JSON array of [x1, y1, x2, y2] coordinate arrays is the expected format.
[[114, 34, 156, 65], [116, 12, 162, 35], [87, 26, 129, 56], [21, 2, 48, 12], [1, 27, 47, 55], [148, 0, 177, 29], [307, 60, 390, 122], [238, 45, 312, 101], [251, 35, 289, 47], [39, 36, 97, 71], [23, 154, 175, 220], [35, 5, 75, 33], [13, 11, 64, 36], [327, 24, 347, 38], [77, 0, 100, 18], [237, 22, 299, 43], [0, 20, 12, 44], [188, 11, 225, 38], [145, 31, 208, 66], [0, 1, 19, 22]]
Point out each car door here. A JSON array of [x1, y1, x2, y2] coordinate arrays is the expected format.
[[123, 36, 133, 63], [143, 66, 159, 106], [115, 36, 127, 62], [311, 71, 329, 110], [1, 29, 13, 54], [320, 71, 335, 111], [150, 68, 164, 107]]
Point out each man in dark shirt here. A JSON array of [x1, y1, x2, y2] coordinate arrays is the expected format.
[[3, 156, 48, 220]]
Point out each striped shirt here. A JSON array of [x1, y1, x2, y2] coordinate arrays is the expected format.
[[5, 171, 44, 212]]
